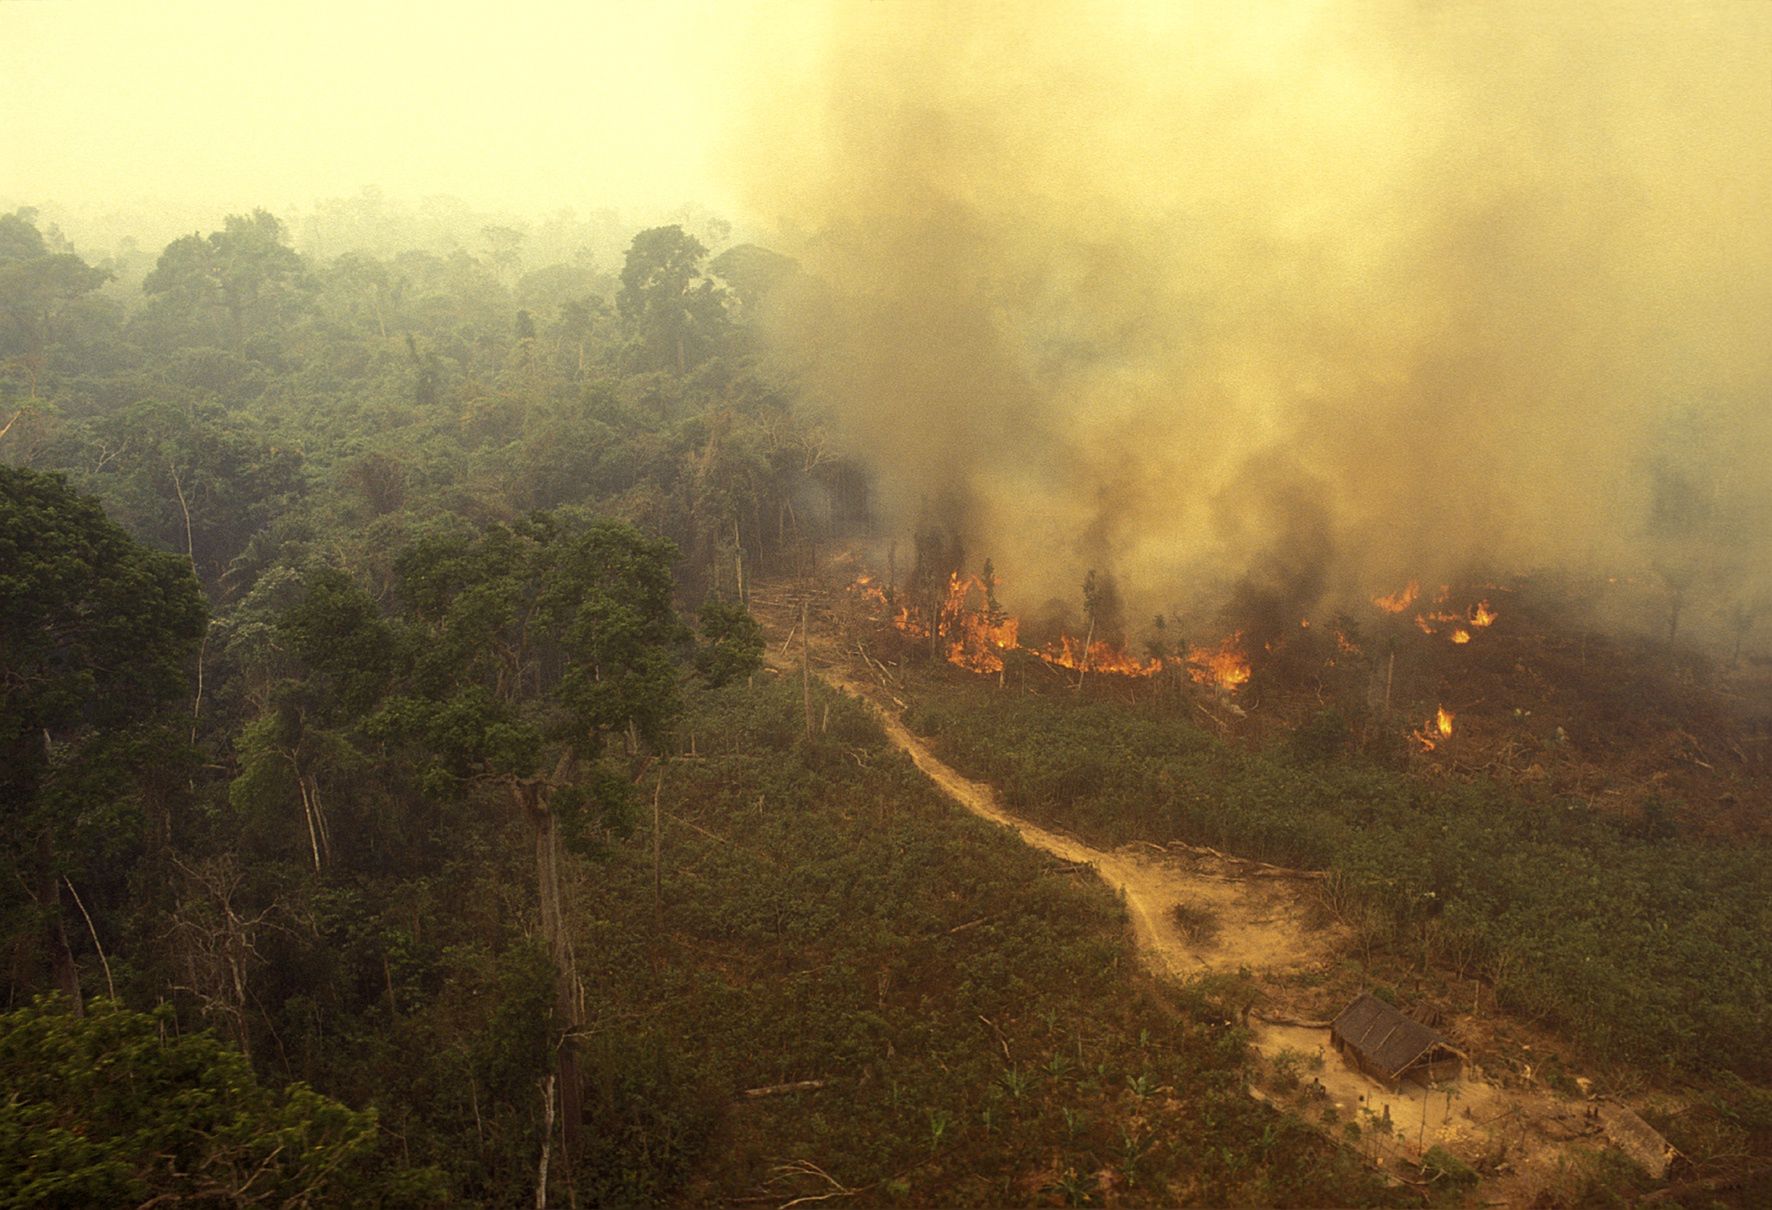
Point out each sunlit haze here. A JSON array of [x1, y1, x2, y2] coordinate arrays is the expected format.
[[2, 0, 781, 244]]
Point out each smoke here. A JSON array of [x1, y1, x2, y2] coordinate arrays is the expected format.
[[733, 2, 1772, 636]]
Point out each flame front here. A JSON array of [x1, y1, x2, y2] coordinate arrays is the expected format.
[[853, 571, 1198, 683], [933, 573, 1020, 672], [1373, 581, 1420, 613], [1186, 633, 1252, 691], [1436, 706, 1454, 737], [1470, 601, 1497, 628]]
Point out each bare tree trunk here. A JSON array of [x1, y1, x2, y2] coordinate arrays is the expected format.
[[64, 877, 115, 1001], [513, 752, 583, 1172], [535, 1073, 555, 1209], [652, 771, 664, 923], [291, 759, 329, 873], [1076, 616, 1095, 692], [733, 517, 746, 604], [37, 833, 82, 1014], [168, 459, 196, 573], [189, 622, 212, 747], [801, 600, 814, 741]]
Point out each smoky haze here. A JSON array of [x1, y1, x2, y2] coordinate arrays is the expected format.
[[736, 2, 1772, 636]]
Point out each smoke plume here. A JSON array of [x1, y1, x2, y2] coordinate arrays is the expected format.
[[733, 2, 1772, 640]]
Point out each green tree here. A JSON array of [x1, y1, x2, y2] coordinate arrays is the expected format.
[[0, 210, 111, 400], [83, 399, 305, 587], [227, 567, 397, 874], [693, 598, 764, 688], [708, 242, 797, 320], [1, 468, 205, 1008], [377, 514, 685, 1173], [616, 225, 730, 375], [0, 996, 440, 1206], [141, 209, 310, 350]]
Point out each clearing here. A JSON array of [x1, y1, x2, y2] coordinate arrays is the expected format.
[[758, 589, 1677, 1202]]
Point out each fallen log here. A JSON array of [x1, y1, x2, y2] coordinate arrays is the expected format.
[[740, 1079, 828, 1099], [1251, 1010, 1332, 1028], [1165, 840, 1328, 880]]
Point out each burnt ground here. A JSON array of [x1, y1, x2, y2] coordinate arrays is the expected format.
[[1236, 576, 1772, 843]]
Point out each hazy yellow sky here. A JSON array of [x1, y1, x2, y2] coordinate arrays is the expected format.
[[2, 0, 794, 229]]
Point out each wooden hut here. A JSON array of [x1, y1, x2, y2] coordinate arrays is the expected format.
[[1330, 993, 1466, 1085]]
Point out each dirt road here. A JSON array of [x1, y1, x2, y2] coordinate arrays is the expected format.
[[827, 664, 1333, 983]]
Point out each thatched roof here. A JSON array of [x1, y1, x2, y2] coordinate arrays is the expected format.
[[1331, 993, 1465, 1082]]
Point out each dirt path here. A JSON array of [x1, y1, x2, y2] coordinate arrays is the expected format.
[[816, 664, 1338, 984]]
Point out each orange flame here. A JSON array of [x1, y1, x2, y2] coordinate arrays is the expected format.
[[1470, 600, 1497, 628], [857, 571, 1170, 680], [1411, 706, 1455, 752], [1451, 629, 1471, 644], [936, 573, 1019, 673], [1373, 581, 1420, 613], [1038, 635, 1164, 678], [1186, 632, 1252, 691]]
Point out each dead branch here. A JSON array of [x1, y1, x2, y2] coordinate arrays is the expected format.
[[740, 1080, 828, 1099], [663, 811, 780, 867], [1251, 1009, 1332, 1028], [1163, 840, 1328, 880], [64, 876, 116, 1000], [1190, 699, 1233, 732], [767, 1159, 862, 1209], [977, 1014, 1012, 1061]]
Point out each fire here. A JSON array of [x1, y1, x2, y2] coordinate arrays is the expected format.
[[1186, 632, 1252, 691], [1372, 580, 1498, 643], [935, 572, 1019, 673], [1373, 581, 1420, 613], [1413, 608, 1473, 642], [849, 573, 887, 609], [1411, 705, 1456, 752], [855, 570, 1170, 681], [1038, 634, 1163, 678]]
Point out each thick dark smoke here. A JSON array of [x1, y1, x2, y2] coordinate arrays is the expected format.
[[734, 2, 1772, 643]]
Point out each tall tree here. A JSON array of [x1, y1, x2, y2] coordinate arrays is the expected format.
[[0, 210, 110, 400], [378, 515, 684, 1175], [141, 210, 310, 350], [0, 996, 440, 1205], [1, 468, 205, 1009], [616, 225, 730, 375]]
